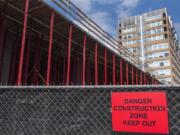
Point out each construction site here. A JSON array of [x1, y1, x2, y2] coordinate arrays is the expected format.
[[1, 0, 180, 135], [0, 0, 160, 86]]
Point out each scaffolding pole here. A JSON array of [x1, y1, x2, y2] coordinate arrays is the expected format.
[[136, 69, 138, 85], [95, 43, 98, 85], [46, 9, 54, 86], [66, 25, 73, 85], [113, 54, 116, 85], [17, 0, 30, 85], [140, 71, 143, 85], [104, 48, 107, 85], [120, 59, 123, 85], [82, 33, 86, 85], [126, 62, 129, 85], [132, 66, 134, 85]]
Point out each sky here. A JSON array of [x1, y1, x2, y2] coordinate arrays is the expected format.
[[72, 0, 180, 39]]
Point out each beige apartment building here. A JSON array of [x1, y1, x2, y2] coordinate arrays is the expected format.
[[118, 8, 180, 84]]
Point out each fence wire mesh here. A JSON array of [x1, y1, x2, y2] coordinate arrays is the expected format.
[[0, 86, 180, 135]]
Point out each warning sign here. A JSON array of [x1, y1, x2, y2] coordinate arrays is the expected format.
[[111, 92, 169, 134]]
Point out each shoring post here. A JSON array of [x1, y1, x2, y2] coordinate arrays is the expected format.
[[82, 33, 86, 85], [46, 9, 55, 86], [154, 80, 156, 85], [126, 62, 129, 85], [140, 71, 143, 85], [120, 59, 123, 85], [104, 48, 107, 85], [136, 69, 138, 85], [66, 25, 73, 85], [17, 0, 30, 85], [95, 43, 98, 85], [131, 66, 134, 85], [33, 35, 42, 85], [113, 54, 116, 85]]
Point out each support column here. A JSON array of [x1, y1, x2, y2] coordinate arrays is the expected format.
[[66, 25, 73, 85], [95, 43, 98, 85], [120, 59, 123, 85], [153, 79, 156, 85], [136, 69, 138, 85], [140, 71, 143, 85], [82, 33, 86, 85], [104, 48, 107, 85], [126, 62, 129, 85], [153, 79, 155, 85], [17, 0, 30, 85], [113, 54, 116, 85], [46, 9, 54, 86], [132, 66, 134, 85]]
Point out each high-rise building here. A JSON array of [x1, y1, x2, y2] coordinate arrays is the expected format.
[[118, 8, 180, 84]]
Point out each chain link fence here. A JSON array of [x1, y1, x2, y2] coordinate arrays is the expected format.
[[0, 86, 180, 135]]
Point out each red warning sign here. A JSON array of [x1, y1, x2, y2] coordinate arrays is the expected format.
[[112, 92, 169, 134]]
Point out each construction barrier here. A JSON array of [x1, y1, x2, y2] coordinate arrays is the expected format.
[[0, 86, 180, 135]]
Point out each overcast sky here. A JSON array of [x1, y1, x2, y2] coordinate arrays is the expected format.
[[72, 0, 180, 39]]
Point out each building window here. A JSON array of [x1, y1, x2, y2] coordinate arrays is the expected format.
[[128, 34, 131, 39], [145, 15, 162, 22], [123, 27, 136, 33], [147, 21, 163, 27], [160, 62, 164, 66], [159, 52, 164, 58], [165, 52, 169, 57]]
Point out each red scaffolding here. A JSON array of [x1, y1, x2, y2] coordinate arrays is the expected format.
[[0, 0, 160, 86]]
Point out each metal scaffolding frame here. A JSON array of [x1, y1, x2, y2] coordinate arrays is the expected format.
[[0, 0, 160, 86]]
